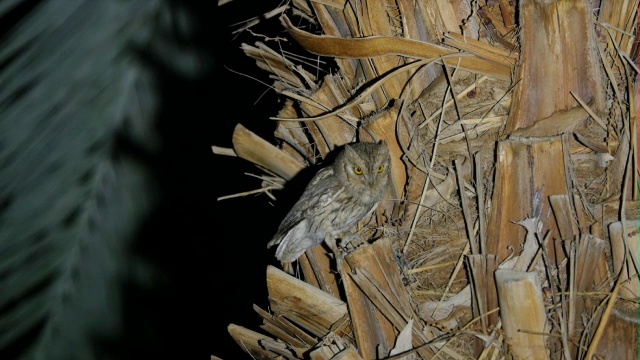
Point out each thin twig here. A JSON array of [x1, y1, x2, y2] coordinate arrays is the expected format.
[[408, 261, 457, 274], [441, 56, 462, 121], [432, 243, 471, 319], [474, 153, 487, 254], [217, 185, 283, 201], [570, 91, 607, 130], [455, 158, 477, 254]]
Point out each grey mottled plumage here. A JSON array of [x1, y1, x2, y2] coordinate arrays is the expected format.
[[267, 142, 391, 263]]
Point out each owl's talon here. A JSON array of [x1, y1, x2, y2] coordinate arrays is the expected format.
[[335, 256, 345, 271], [340, 233, 368, 251], [325, 236, 343, 259], [282, 262, 294, 275]]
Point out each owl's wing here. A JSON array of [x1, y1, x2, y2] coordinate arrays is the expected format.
[[267, 168, 340, 262], [271, 167, 339, 232], [268, 219, 318, 263]]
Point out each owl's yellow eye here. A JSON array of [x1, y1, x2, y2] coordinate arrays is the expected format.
[[353, 166, 364, 175], [377, 165, 385, 173]]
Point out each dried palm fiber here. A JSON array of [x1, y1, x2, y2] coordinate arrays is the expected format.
[[214, 0, 638, 358]]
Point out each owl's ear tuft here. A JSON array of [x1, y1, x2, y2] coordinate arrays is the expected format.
[[343, 143, 358, 156], [377, 141, 390, 155]]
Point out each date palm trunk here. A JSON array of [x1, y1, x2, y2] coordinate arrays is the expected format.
[[218, 0, 637, 358]]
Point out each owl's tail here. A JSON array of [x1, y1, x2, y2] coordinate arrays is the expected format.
[[266, 234, 282, 249]]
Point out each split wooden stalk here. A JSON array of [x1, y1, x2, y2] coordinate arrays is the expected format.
[[495, 270, 549, 360], [549, 195, 579, 241], [231, 123, 305, 181], [548, 195, 607, 354], [297, 77, 358, 156], [298, 246, 342, 300], [228, 324, 294, 359], [486, 136, 570, 264], [506, 0, 604, 133], [308, 334, 355, 360], [572, 234, 609, 313], [275, 100, 317, 163], [254, 305, 314, 357], [497, 0, 515, 28], [629, 73, 638, 200], [548, 192, 612, 357], [231, 265, 357, 360], [608, 222, 638, 300], [340, 238, 446, 359], [315, 1, 390, 109], [337, 239, 413, 359], [309, 346, 337, 360], [478, 0, 512, 37], [465, 254, 499, 354], [344, 0, 474, 106], [266, 265, 349, 338]]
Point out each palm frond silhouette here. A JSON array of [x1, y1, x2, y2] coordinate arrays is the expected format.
[[0, 1, 206, 358]]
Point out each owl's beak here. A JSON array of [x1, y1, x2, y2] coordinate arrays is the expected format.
[[367, 175, 375, 186]]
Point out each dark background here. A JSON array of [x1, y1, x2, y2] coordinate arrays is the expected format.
[[210, 2, 281, 358], [140, 1, 285, 359], [2, 1, 289, 358]]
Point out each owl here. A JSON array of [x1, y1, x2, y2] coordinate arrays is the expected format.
[[267, 141, 391, 263]]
